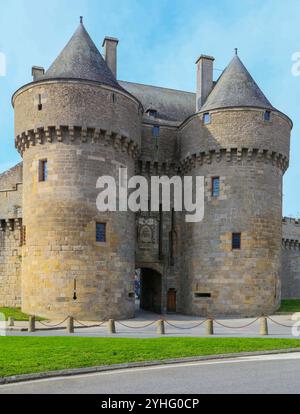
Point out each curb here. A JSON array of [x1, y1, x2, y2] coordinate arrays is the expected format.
[[1, 348, 300, 386]]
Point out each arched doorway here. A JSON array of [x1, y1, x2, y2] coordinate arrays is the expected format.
[[136, 268, 162, 314]]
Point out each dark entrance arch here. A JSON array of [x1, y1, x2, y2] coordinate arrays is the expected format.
[[139, 268, 162, 314]]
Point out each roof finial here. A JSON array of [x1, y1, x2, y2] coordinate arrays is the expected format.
[[80, 16, 83, 24], [234, 48, 238, 56]]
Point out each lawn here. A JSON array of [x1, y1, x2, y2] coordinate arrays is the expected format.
[[1, 337, 300, 378], [0, 308, 44, 322], [279, 300, 300, 313]]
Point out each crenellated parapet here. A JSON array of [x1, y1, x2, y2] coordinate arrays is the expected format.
[[136, 159, 180, 176], [282, 217, 300, 244], [0, 218, 22, 233], [15, 125, 140, 159], [180, 147, 289, 173]]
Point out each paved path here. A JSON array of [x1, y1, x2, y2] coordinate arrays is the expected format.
[[3, 312, 300, 338], [1, 353, 300, 394]]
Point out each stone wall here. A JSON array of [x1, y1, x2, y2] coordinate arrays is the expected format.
[[179, 108, 291, 317], [0, 164, 23, 307], [281, 218, 300, 298]]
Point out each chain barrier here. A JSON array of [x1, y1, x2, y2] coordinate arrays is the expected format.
[[116, 320, 158, 329], [27, 315, 295, 332], [74, 319, 107, 328], [267, 316, 295, 328], [213, 317, 260, 329], [164, 320, 208, 330], [37, 317, 69, 328]]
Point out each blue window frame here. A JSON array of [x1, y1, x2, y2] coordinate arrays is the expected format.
[[96, 223, 106, 243], [152, 126, 160, 137], [203, 113, 211, 124], [232, 233, 241, 250], [264, 110, 271, 121], [212, 177, 220, 197]]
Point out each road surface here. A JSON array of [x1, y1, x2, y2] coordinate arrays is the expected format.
[[1, 353, 300, 394]]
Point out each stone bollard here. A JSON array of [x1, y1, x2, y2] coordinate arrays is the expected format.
[[205, 319, 214, 335], [157, 320, 165, 335], [259, 317, 268, 336], [108, 319, 116, 334], [8, 317, 14, 327], [67, 316, 74, 334], [28, 315, 36, 333]]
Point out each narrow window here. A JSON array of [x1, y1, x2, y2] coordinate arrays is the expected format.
[[194, 292, 211, 298], [38, 159, 48, 182], [96, 223, 106, 243], [20, 225, 26, 246], [152, 126, 160, 137], [264, 110, 271, 121], [203, 113, 211, 124], [38, 94, 42, 111], [232, 233, 241, 250], [212, 177, 220, 197]]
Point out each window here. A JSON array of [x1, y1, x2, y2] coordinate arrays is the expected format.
[[96, 223, 106, 243], [232, 233, 241, 250], [38, 94, 42, 111], [20, 225, 26, 246], [212, 177, 220, 197], [147, 109, 157, 118], [38, 159, 48, 182], [264, 110, 271, 121], [203, 113, 211, 124], [194, 293, 211, 298], [152, 126, 160, 137]]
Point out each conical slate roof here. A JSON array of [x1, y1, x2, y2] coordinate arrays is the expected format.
[[201, 55, 274, 112], [43, 21, 122, 90]]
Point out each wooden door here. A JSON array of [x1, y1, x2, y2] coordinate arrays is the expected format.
[[167, 289, 177, 313]]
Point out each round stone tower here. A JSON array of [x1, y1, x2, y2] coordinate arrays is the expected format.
[[180, 54, 292, 317], [12, 21, 142, 320]]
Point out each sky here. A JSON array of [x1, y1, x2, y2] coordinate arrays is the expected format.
[[0, 0, 299, 216]]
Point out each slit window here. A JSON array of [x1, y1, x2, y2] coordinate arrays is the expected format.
[[38, 94, 42, 111], [96, 223, 106, 243], [38, 159, 48, 182], [20, 225, 26, 246], [264, 110, 271, 121], [203, 113, 211, 124], [232, 233, 241, 250], [212, 177, 220, 197], [194, 292, 211, 298]]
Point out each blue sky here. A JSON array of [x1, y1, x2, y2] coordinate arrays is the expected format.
[[0, 0, 299, 216]]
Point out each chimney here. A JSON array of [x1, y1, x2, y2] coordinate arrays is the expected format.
[[196, 55, 214, 112], [32, 66, 45, 81], [102, 37, 119, 78]]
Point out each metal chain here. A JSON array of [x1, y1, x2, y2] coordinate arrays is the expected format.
[[267, 316, 295, 328], [74, 319, 107, 328], [213, 317, 260, 329], [164, 320, 208, 330], [37, 317, 69, 328], [116, 320, 158, 329]]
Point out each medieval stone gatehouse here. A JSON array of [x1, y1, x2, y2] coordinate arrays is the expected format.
[[0, 20, 298, 319]]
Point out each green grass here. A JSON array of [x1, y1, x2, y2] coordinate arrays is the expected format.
[[279, 300, 300, 313], [0, 308, 44, 322], [1, 337, 300, 378]]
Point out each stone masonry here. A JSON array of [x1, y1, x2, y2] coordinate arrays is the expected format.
[[0, 20, 297, 319]]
